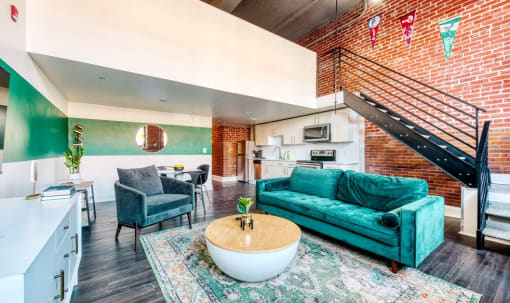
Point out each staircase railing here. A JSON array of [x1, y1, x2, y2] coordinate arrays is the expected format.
[[317, 47, 492, 248], [476, 121, 491, 249], [318, 47, 486, 153]]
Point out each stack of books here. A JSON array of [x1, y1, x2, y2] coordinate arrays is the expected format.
[[41, 185, 76, 201]]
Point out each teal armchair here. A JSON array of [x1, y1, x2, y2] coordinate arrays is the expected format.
[[114, 165, 194, 251]]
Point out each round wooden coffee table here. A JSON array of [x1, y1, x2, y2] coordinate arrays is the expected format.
[[205, 214, 301, 282]]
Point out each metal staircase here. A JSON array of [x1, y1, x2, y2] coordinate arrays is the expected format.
[[317, 47, 510, 249]]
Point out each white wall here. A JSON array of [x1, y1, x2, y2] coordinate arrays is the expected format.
[[25, 0, 317, 109], [0, 0, 69, 199], [0, 0, 68, 114], [0, 157, 68, 198], [80, 155, 212, 202]]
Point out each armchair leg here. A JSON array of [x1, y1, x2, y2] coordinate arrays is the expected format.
[[115, 224, 122, 240], [391, 260, 400, 274], [187, 212, 192, 229], [135, 222, 141, 252]]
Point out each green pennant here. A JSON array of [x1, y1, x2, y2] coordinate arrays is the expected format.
[[439, 16, 461, 61]]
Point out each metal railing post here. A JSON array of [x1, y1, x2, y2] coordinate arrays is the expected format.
[[475, 109, 479, 151]]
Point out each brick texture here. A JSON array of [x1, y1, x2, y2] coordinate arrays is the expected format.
[[212, 123, 251, 177], [298, 0, 510, 206]]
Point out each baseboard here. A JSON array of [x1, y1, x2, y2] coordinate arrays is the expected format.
[[212, 175, 238, 182], [458, 231, 510, 246], [445, 205, 461, 218]]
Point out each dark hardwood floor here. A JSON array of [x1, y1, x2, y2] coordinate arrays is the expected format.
[[71, 181, 510, 303]]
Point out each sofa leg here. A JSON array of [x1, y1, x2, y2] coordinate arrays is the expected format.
[[187, 212, 192, 229], [391, 260, 400, 273], [135, 222, 141, 252], [115, 224, 122, 240]]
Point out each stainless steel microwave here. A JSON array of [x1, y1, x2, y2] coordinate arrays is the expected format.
[[303, 124, 330, 142]]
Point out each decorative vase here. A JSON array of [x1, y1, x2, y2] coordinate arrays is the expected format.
[[69, 173, 81, 183], [240, 213, 253, 230]]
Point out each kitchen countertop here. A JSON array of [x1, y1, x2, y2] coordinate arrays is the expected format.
[[249, 158, 296, 162], [249, 158, 358, 165]]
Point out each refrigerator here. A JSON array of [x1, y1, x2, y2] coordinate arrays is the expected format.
[[236, 140, 254, 182]]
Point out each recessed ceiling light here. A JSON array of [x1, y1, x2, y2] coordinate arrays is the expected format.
[[249, 117, 257, 121], [245, 111, 252, 115]]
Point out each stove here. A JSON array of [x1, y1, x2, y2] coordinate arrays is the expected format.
[[296, 150, 336, 169]]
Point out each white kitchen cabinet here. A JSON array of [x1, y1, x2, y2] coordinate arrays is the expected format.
[[261, 161, 296, 178], [0, 194, 81, 303], [330, 110, 351, 142], [255, 124, 270, 146], [256, 109, 352, 146]]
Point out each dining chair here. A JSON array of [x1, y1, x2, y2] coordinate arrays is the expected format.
[[176, 170, 206, 215], [197, 164, 211, 203]]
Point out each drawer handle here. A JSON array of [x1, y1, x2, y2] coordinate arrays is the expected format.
[[63, 225, 69, 230], [53, 270, 68, 301], [71, 233, 79, 254]]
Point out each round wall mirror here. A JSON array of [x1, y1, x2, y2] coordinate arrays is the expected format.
[[135, 125, 167, 153]]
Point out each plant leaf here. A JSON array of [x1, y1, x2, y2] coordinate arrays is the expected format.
[[237, 203, 246, 214]]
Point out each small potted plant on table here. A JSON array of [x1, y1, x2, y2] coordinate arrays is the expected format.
[[237, 197, 254, 230]]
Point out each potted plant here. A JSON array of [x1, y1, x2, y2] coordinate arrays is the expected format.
[[64, 146, 84, 181], [237, 196, 254, 230]]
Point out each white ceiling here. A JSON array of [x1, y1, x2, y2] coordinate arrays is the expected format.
[[30, 53, 321, 125]]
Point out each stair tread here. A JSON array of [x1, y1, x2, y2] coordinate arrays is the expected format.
[[490, 184, 510, 194], [486, 201, 510, 218], [483, 220, 510, 241]]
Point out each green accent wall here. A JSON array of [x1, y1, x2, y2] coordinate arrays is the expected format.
[[0, 60, 68, 162], [68, 118, 211, 156]]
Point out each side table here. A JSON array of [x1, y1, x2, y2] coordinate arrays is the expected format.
[[74, 181, 97, 230]]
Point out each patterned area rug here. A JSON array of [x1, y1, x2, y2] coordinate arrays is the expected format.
[[141, 221, 481, 303]]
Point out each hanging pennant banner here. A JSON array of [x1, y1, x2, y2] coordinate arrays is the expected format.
[[368, 14, 382, 49], [439, 16, 461, 61], [399, 11, 416, 48]]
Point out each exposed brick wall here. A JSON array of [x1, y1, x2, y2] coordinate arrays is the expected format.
[[298, 0, 509, 206], [212, 123, 251, 177]]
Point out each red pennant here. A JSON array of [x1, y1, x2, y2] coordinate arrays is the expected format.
[[11, 5, 19, 23], [368, 14, 382, 49], [399, 11, 416, 48]]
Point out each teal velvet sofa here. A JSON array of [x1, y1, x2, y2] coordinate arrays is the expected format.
[[256, 167, 444, 271]]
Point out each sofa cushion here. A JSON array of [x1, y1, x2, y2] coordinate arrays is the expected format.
[[117, 165, 164, 196], [146, 194, 191, 215], [259, 190, 399, 247], [289, 167, 344, 199], [336, 171, 428, 212], [381, 212, 401, 229]]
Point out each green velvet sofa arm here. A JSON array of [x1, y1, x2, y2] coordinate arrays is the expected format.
[[256, 177, 290, 195], [399, 195, 444, 267], [114, 181, 148, 226]]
